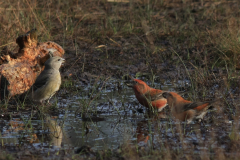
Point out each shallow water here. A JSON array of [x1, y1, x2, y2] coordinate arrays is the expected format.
[[0, 79, 232, 154]]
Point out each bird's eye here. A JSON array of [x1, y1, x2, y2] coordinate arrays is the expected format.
[[58, 59, 61, 61]]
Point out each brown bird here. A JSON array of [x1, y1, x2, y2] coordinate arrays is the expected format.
[[162, 92, 219, 124], [125, 77, 167, 112]]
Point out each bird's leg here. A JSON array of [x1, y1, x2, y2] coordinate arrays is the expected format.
[[47, 99, 51, 105], [47, 91, 57, 105], [46, 94, 55, 105]]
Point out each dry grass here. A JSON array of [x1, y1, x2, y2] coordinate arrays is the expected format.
[[0, 0, 240, 159]]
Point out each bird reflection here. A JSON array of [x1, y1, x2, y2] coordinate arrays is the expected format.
[[44, 116, 63, 148], [135, 112, 167, 145]]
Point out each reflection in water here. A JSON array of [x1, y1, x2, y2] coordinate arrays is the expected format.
[[44, 116, 63, 148], [0, 115, 64, 149], [0, 81, 177, 152], [136, 120, 150, 144], [63, 114, 136, 150], [0, 78, 234, 158], [136, 112, 167, 145]]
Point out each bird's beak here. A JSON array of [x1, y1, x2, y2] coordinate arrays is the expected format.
[[61, 58, 65, 64], [61, 58, 65, 67], [124, 76, 135, 88]]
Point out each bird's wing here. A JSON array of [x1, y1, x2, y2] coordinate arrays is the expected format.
[[32, 69, 54, 91], [144, 89, 164, 101], [183, 98, 221, 111], [183, 102, 211, 111]]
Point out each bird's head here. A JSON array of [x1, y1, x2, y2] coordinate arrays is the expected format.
[[125, 76, 144, 87], [162, 92, 172, 99], [162, 92, 176, 105], [44, 56, 65, 70], [125, 76, 149, 93]]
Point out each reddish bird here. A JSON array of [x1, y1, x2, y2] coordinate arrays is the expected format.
[[136, 120, 150, 144], [126, 77, 167, 112], [162, 92, 219, 124]]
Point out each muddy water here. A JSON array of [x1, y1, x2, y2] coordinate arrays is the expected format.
[[0, 79, 229, 153], [58, 81, 168, 151]]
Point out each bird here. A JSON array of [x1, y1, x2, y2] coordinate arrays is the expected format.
[[31, 56, 65, 104], [125, 77, 167, 112], [162, 92, 219, 124]]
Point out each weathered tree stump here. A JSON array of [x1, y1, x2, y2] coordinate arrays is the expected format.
[[0, 29, 64, 100]]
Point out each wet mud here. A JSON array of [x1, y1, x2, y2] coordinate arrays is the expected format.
[[0, 1, 240, 159]]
